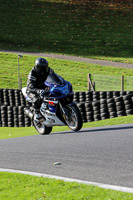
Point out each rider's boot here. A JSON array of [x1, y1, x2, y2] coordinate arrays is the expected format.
[[34, 110, 44, 125]]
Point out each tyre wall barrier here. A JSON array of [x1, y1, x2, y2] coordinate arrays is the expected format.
[[0, 89, 133, 127]]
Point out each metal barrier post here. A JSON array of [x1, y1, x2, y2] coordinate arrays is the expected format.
[[18, 54, 23, 89]]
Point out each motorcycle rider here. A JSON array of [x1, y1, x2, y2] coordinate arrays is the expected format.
[[26, 57, 53, 124]]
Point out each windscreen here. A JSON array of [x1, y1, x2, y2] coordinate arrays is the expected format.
[[45, 72, 64, 85]]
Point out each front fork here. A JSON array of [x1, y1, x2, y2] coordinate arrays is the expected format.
[[59, 102, 75, 121], [59, 102, 67, 120]]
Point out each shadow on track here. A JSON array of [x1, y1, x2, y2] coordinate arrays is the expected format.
[[51, 125, 133, 135]]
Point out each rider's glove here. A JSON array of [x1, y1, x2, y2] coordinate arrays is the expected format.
[[39, 87, 50, 99]]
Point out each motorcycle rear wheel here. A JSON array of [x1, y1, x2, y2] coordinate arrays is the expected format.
[[64, 104, 83, 131], [33, 121, 52, 135]]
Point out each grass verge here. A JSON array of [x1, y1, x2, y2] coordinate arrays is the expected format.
[[0, 115, 133, 140], [0, 172, 133, 200], [1, 52, 133, 91]]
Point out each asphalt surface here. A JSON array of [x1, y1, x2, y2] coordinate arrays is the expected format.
[[0, 124, 133, 188]]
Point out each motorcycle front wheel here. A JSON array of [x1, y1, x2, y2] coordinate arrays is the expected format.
[[33, 120, 52, 135], [63, 103, 83, 131]]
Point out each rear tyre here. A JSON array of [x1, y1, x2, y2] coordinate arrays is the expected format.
[[33, 120, 52, 135], [64, 103, 83, 131]]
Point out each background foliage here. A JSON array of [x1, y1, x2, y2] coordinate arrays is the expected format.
[[1, 0, 133, 58]]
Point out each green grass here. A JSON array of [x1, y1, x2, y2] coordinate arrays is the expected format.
[[0, 172, 133, 200], [1, 52, 133, 91], [1, 1, 133, 197], [1, 0, 133, 61]]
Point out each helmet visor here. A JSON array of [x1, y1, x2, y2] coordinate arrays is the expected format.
[[40, 65, 49, 75]]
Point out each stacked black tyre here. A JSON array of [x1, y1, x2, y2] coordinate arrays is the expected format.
[[0, 89, 27, 106], [77, 91, 133, 123], [0, 88, 32, 127], [124, 94, 133, 116], [115, 96, 126, 117], [100, 99, 109, 120], [13, 106, 19, 127], [92, 101, 101, 121], [1, 106, 7, 127], [107, 98, 117, 118], [73, 92, 80, 103], [77, 103, 87, 123], [85, 102, 94, 122], [7, 106, 14, 127], [0, 105, 32, 127], [0, 89, 133, 127], [86, 91, 93, 102]]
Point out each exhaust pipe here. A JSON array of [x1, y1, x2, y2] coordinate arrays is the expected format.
[[24, 108, 33, 119]]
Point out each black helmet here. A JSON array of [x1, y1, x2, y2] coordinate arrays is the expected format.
[[34, 58, 49, 74]]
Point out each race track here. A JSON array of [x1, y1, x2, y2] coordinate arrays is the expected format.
[[0, 124, 133, 188]]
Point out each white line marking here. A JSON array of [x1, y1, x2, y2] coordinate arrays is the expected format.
[[0, 168, 133, 194]]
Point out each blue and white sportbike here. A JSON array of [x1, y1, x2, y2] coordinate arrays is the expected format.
[[22, 72, 83, 135]]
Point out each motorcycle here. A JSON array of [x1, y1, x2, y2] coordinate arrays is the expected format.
[[22, 72, 83, 135]]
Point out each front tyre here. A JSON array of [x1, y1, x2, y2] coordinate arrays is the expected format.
[[33, 120, 52, 135], [64, 103, 83, 131]]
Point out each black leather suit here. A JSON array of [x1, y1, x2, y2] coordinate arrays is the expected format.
[[26, 67, 53, 112]]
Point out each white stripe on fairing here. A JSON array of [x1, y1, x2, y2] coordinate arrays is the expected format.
[[0, 168, 133, 194]]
